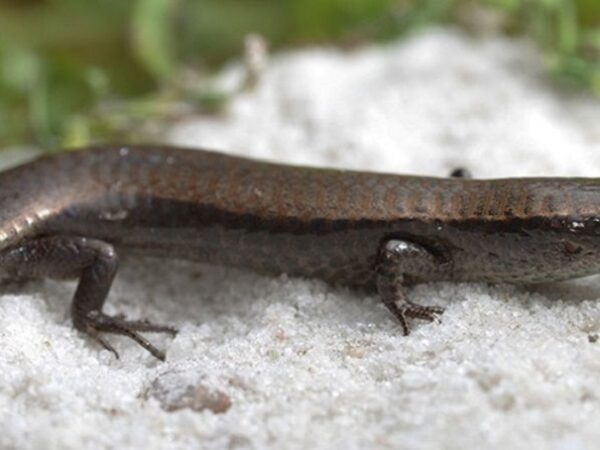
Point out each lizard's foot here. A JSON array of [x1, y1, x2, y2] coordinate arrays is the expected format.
[[76, 311, 177, 361], [404, 302, 445, 322], [382, 299, 444, 335], [376, 239, 447, 335]]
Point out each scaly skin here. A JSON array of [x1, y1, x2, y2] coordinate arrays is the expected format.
[[1, 145, 600, 359]]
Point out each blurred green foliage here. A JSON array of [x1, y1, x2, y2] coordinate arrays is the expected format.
[[0, 0, 598, 149]]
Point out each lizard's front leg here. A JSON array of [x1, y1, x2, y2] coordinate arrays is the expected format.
[[0, 236, 176, 360], [376, 239, 446, 334]]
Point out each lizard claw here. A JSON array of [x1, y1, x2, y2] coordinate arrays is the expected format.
[[77, 311, 177, 361]]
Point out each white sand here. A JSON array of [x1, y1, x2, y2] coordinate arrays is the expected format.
[[2, 28, 600, 450]]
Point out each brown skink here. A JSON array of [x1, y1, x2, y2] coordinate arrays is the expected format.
[[1, 145, 599, 360]]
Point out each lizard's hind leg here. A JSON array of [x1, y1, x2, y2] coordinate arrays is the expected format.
[[0, 236, 176, 360]]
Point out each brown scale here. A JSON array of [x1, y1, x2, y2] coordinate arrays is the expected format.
[[2, 146, 600, 359]]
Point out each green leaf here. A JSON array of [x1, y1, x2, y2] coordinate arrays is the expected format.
[[131, 0, 177, 80], [0, 47, 41, 94]]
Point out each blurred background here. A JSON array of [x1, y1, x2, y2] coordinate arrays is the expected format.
[[0, 0, 598, 150]]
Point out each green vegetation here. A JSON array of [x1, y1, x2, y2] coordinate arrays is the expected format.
[[0, 0, 598, 149]]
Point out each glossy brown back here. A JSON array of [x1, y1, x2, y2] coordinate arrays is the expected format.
[[3, 145, 600, 289]]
